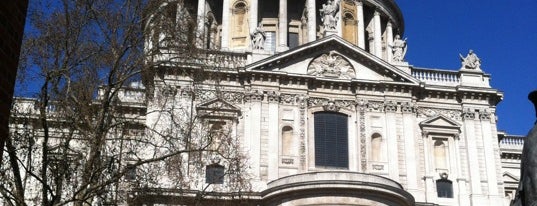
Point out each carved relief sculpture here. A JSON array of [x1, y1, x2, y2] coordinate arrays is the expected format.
[[307, 51, 355, 79]]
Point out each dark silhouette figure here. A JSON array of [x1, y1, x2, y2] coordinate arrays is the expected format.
[[512, 90, 537, 206]]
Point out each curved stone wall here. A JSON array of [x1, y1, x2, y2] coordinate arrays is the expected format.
[[262, 171, 415, 206]]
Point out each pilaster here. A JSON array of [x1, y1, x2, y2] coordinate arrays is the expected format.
[[402, 103, 418, 191], [462, 109, 482, 195], [479, 110, 499, 195], [385, 102, 399, 181], [267, 91, 279, 181]]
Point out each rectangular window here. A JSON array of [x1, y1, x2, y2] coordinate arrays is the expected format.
[[206, 164, 225, 184], [288, 33, 299, 49], [264, 31, 276, 52], [314, 112, 348, 169]]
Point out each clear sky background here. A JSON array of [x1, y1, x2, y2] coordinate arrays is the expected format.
[[396, 1, 537, 135]]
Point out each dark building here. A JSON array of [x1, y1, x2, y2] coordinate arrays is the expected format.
[[0, 1, 29, 163]]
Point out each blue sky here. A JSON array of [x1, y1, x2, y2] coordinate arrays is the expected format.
[[397, 1, 537, 135]]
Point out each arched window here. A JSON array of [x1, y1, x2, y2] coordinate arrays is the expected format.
[[370, 133, 383, 161], [433, 139, 448, 169], [343, 12, 357, 44], [231, 1, 248, 47], [209, 122, 225, 150], [314, 112, 348, 168], [436, 179, 453, 198], [281, 126, 294, 156]]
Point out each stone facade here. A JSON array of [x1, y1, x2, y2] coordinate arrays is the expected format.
[[7, 0, 524, 205], [139, 0, 515, 205]]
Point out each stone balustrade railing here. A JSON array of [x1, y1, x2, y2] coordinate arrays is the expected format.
[[411, 68, 460, 85], [150, 45, 247, 69], [500, 135, 525, 150]]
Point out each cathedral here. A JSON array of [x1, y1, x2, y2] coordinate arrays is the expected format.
[[136, 0, 523, 205], [5, 0, 523, 206]]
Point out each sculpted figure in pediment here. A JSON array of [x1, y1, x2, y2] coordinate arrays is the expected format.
[[307, 51, 355, 79]]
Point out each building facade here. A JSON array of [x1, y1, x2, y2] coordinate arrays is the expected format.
[[139, 0, 516, 205], [5, 0, 525, 206]]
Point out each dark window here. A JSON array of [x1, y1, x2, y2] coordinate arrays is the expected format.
[[206, 164, 225, 184], [288, 32, 299, 49], [436, 179, 453, 198], [125, 164, 136, 181], [314, 112, 348, 168]]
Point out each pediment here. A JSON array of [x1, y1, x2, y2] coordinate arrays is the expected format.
[[420, 115, 461, 129], [196, 98, 241, 119], [245, 35, 419, 85], [503, 172, 520, 182]]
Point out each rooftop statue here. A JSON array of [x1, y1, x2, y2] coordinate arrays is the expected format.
[[320, 0, 340, 31], [391, 35, 407, 62], [459, 50, 481, 70], [512, 90, 537, 206], [251, 24, 266, 50]]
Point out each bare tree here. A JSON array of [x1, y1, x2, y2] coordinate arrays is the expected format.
[[2, 0, 252, 205]]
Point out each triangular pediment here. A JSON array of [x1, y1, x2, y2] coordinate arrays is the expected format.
[[196, 98, 241, 119], [245, 35, 419, 85], [503, 172, 520, 182], [420, 115, 461, 128], [197, 98, 240, 111]]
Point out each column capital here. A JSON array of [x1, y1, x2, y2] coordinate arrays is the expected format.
[[387, 21, 393, 27], [374, 10, 381, 16], [355, 0, 363, 6]]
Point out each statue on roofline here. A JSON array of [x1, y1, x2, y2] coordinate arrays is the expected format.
[[320, 0, 340, 31], [250, 23, 265, 50], [391, 35, 407, 62], [459, 49, 481, 70]]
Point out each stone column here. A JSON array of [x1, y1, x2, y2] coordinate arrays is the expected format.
[[249, 0, 258, 34], [196, 0, 207, 45], [307, 0, 316, 42], [278, 0, 288, 51], [356, 0, 365, 49], [221, 0, 230, 49], [386, 21, 394, 62], [373, 10, 382, 57]]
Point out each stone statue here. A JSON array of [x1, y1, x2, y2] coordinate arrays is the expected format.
[[459, 50, 481, 70], [320, 0, 340, 31], [512, 90, 537, 206], [250, 24, 265, 50], [391, 35, 407, 62]]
